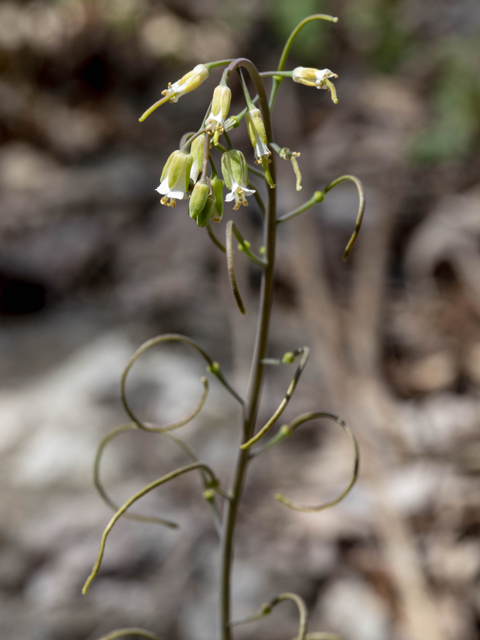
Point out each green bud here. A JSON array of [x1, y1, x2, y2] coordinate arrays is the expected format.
[[160, 151, 175, 182], [221, 149, 255, 210], [280, 424, 291, 437], [196, 194, 215, 228], [157, 149, 193, 206], [282, 352, 295, 364], [203, 488, 216, 501], [211, 85, 231, 121], [221, 149, 248, 191], [190, 134, 206, 184], [167, 150, 193, 191], [246, 108, 270, 162], [189, 181, 210, 220], [211, 175, 224, 221]]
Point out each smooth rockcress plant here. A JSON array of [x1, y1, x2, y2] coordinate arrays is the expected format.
[[81, 13, 366, 640]]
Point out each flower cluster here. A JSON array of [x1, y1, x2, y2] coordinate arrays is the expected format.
[[139, 61, 338, 226]]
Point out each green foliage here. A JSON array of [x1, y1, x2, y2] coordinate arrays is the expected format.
[[411, 38, 480, 164], [270, 0, 330, 59]]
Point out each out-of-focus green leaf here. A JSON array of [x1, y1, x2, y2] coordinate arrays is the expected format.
[[269, 0, 330, 59]]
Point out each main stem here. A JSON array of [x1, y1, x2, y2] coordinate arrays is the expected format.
[[219, 59, 277, 640]]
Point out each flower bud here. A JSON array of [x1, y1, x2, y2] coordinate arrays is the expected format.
[[156, 150, 193, 207], [221, 150, 255, 210], [189, 181, 210, 220], [190, 134, 206, 184], [196, 194, 215, 228], [292, 67, 338, 103], [245, 108, 270, 163], [210, 175, 224, 222], [206, 85, 232, 143], [140, 64, 209, 121], [164, 64, 209, 104]]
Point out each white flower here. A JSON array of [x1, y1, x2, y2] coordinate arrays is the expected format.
[[292, 67, 338, 103], [221, 150, 255, 210], [245, 108, 270, 163], [162, 64, 209, 103], [206, 85, 231, 143], [139, 64, 209, 121], [156, 150, 193, 207], [225, 181, 256, 210]]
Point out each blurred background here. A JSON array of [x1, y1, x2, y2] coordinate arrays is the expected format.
[[1, 1, 480, 639]]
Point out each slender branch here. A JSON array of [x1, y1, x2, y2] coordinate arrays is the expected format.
[[249, 180, 266, 217], [225, 95, 259, 130], [93, 422, 223, 539], [323, 175, 366, 261], [277, 192, 323, 224], [204, 59, 233, 70], [94, 424, 178, 528], [121, 335, 244, 425], [274, 412, 359, 512], [260, 71, 294, 78], [96, 629, 163, 640], [230, 221, 267, 267], [269, 14, 339, 111], [207, 222, 226, 253], [277, 176, 365, 261], [230, 592, 308, 640], [83, 462, 227, 594], [226, 221, 247, 315], [247, 162, 268, 180], [241, 347, 309, 449]]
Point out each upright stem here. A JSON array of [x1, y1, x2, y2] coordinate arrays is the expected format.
[[219, 59, 277, 640]]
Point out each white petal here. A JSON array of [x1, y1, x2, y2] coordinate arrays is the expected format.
[[207, 112, 225, 127], [190, 159, 200, 183], [156, 177, 171, 195], [225, 191, 235, 202], [241, 186, 256, 196], [167, 190, 186, 199], [255, 135, 270, 159], [315, 69, 334, 87]]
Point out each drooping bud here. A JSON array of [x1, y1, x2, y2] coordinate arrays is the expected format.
[[156, 150, 193, 207], [206, 85, 232, 144], [221, 150, 256, 210], [162, 64, 209, 105], [245, 108, 270, 163], [139, 64, 209, 121], [292, 67, 338, 103], [189, 181, 210, 220], [190, 134, 206, 184], [196, 194, 215, 228], [210, 175, 224, 222]]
